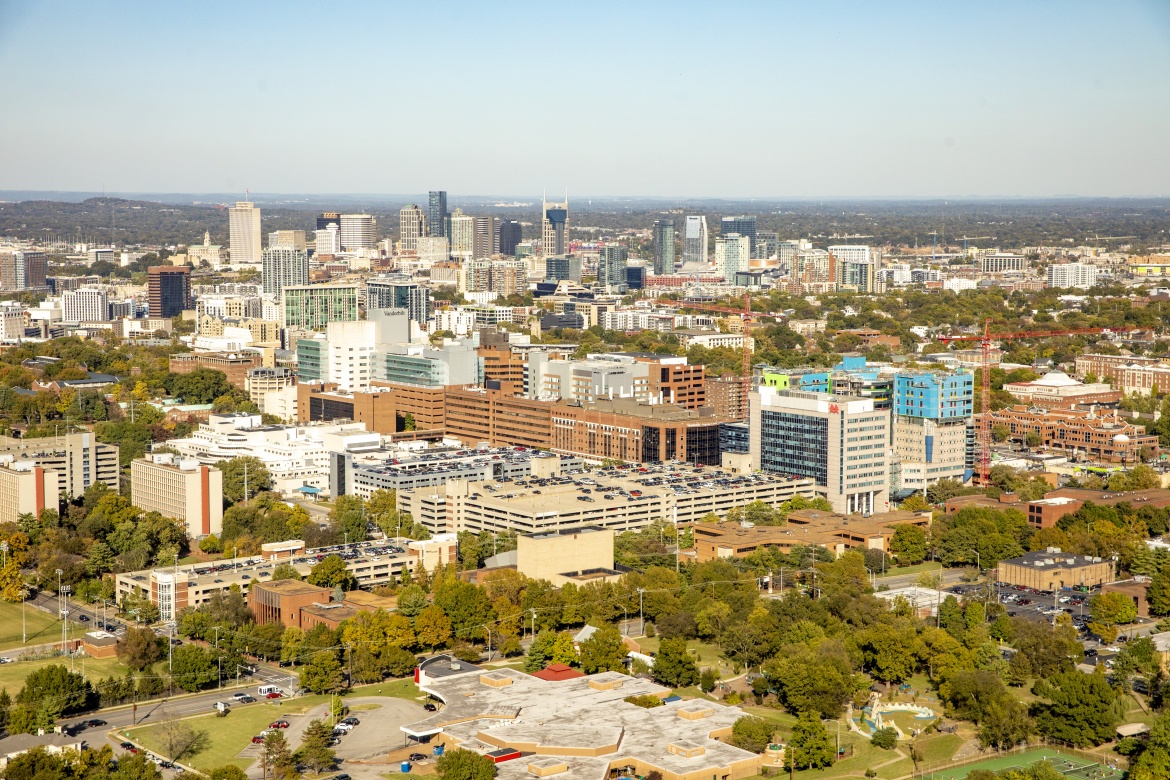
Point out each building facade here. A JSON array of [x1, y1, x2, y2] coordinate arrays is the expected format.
[[652, 219, 675, 274], [261, 246, 309, 296], [228, 201, 262, 266], [147, 265, 191, 318], [282, 284, 359, 330], [130, 454, 223, 538]]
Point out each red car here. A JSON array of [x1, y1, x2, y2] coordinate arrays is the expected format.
[[251, 736, 266, 744], [270, 721, 290, 729], [265, 692, 282, 699]]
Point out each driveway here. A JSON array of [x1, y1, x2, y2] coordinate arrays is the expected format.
[[333, 697, 428, 762]]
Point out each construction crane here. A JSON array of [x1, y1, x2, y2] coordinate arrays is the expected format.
[[676, 293, 767, 412], [957, 236, 992, 255], [939, 320, 1141, 486]]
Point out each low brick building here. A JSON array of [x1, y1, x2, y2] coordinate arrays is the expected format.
[[1101, 579, 1150, 618], [996, 548, 1114, 590], [169, 352, 262, 389]]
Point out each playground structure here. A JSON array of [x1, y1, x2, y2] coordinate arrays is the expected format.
[[848, 691, 938, 740]]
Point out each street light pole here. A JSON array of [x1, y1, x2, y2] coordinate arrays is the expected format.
[[637, 588, 646, 636]]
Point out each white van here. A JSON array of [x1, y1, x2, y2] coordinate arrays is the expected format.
[[214, 702, 230, 712], [257, 685, 282, 696]]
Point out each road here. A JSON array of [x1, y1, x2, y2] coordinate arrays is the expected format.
[[875, 566, 967, 590]]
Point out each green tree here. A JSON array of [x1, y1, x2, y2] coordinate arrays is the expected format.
[[1033, 670, 1124, 747], [1088, 592, 1138, 644], [992, 424, 1010, 442], [651, 637, 699, 688], [298, 652, 344, 694], [307, 555, 358, 591], [729, 715, 774, 753], [261, 729, 294, 780], [169, 645, 217, 692], [578, 624, 628, 674], [700, 668, 717, 693], [787, 711, 835, 770], [329, 495, 368, 544], [170, 367, 233, 405], [271, 563, 301, 581], [16, 664, 91, 714], [436, 748, 497, 780], [296, 719, 336, 774], [890, 524, 927, 565], [870, 727, 898, 749], [1130, 709, 1170, 780], [218, 456, 272, 504], [397, 584, 429, 619], [415, 605, 453, 651], [209, 767, 249, 780]]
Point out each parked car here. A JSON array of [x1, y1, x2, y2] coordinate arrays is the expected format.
[[270, 721, 290, 729], [423, 703, 437, 712], [333, 722, 354, 732], [265, 692, 282, 699], [408, 754, 427, 763], [86, 719, 106, 727], [238, 695, 256, 703], [119, 743, 135, 751], [251, 736, 266, 745], [232, 693, 248, 700], [340, 717, 359, 726]]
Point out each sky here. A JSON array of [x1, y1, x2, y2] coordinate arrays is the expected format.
[[1, 0, 1169, 199]]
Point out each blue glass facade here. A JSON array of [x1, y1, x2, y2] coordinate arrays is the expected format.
[[759, 410, 828, 485], [894, 372, 973, 420]]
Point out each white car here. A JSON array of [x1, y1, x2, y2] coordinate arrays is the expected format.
[[333, 723, 354, 732]]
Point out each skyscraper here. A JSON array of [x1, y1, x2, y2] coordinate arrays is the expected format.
[[267, 230, 307, 250], [498, 220, 522, 256], [229, 201, 262, 266], [542, 194, 569, 255], [262, 246, 309, 296], [399, 204, 426, 252], [598, 246, 629, 291], [715, 234, 750, 282], [474, 216, 500, 259], [340, 214, 376, 251], [316, 212, 341, 232], [427, 191, 449, 238], [652, 219, 675, 275], [147, 265, 191, 318], [683, 216, 708, 265], [449, 210, 475, 259], [0, 250, 47, 291], [315, 225, 341, 256], [720, 215, 757, 256], [62, 287, 109, 323]]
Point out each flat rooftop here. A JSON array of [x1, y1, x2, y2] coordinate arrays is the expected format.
[[1001, 549, 1110, 570], [406, 666, 758, 780]]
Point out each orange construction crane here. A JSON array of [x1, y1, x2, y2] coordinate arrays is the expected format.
[[675, 293, 765, 414], [939, 320, 1140, 486]]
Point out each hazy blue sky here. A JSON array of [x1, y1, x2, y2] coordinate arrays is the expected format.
[[1, 0, 1168, 198]]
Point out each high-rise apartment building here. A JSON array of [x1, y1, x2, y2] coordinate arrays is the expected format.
[[683, 216, 708, 265], [315, 224, 341, 255], [229, 201, 262, 266], [399, 204, 426, 252], [542, 195, 569, 256], [427, 191, 449, 238], [892, 371, 974, 490], [498, 220, 522, 256], [474, 216, 500, 259], [281, 284, 359, 330], [978, 254, 1026, 273], [830, 246, 877, 293], [416, 237, 449, 266], [598, 246, 629, 291], [755, 231, 778, 260], [1048, 263, 1098, 290], [715, 234, 750, 282], [130, 453, 223, 539], [0, 432, 120, 498], [0, 463, 59, 526], [720, 215, 757, 256], [0, 250, 48, 291], [652, 219, 676, 274], [367, 275, 431, 326], [262, 246, 309, 296], [340, 214, 376, 251], [62, 287, 109, 323], [750, 386, 890, 515], [148, 265, 191, 318], [449, 210, 475, 259]]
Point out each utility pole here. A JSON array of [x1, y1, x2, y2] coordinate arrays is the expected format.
[[529, 609, 536, 639], [637, 588, 646, 635], [243, 460, 249, 504], [56, 568, 64, 653]]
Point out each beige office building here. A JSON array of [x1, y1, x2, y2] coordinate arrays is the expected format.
[[515, 527, 619, 586], [229, 201, 262, 266], [0, 462, 59, 524], [130, 454, 223, 538], [398, 205, 426, 252]]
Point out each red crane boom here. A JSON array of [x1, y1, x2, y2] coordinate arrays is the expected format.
[[939, 320, 1137, 486]]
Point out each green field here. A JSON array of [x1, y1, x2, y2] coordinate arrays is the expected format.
[[0, 600, 69, 651], [630, 637, 736, 677], [918, 749, 1123, 780], [124, 694, 334, 771], [876, 561, 944, 580], [0, 655, 130, 695]]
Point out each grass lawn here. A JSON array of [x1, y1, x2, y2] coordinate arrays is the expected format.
[[124, 694, 334, 772], [0, 655, 130, 695], [349, 678, 422, 700], [877, 561, 942, 579], [918, 749, 1123, 780], [915, 732, 966, 764], [0, 600, 66, 651]]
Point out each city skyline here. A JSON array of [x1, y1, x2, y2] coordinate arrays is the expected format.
[[1, 1, 1168, 198]]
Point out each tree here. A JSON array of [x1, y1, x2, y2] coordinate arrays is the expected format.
[[1130, 709, 1170, 780], [992, 424, 1010, 443], [1033, 670, 1124, 747], [578, 624, 628, 674], [218, 456, 272, 505], [436, 748, 497, 780], [158, 705, 207, 760], [870, 727, 898, 749], [978, 697, 1034, 751], [299, 651, 344, 694], [1088, 592, 1138, 644], [730, 716, 774, 753], [297, 719, 336, 774], [113, 752, 163, 780], [416, 605, 453, 651], [170, 367, 233, 405], [787, 711, 834, 770], [651, 637, 699, 688], [209, 767, 249, 780], [397, 584, 429, 619], [261, 729, 294, 780], [329, 495, 368, 544], [890, 524, 927, 565], [271, 563, 301, 581], [17, 664, 91, 714], [700, 668, 717, 693], [169, 645, 217, 692], [307, 555, 358, 591], [1025, 430, 1042, 448]]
